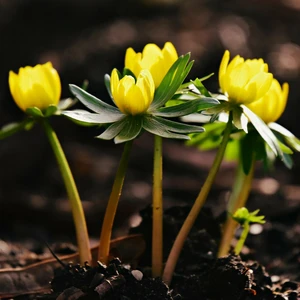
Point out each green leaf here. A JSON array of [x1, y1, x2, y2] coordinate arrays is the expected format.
[[151, 116, 204, 133], [277, 140, 293, 154], [269, 122, 300, 152], [44, 105, 58, 117], [96, 118, 127, 140], [0, 119, 35, 140], [62, 109, 125, 124], [153, 97, 219, 117], [282, 152, 293, 169], [143, 116, 190, 140], [240, 133, 256, 174], [224, 138, 240, 161], [186, 122, 226, 147], [190, 78, 211, 97], [114, 116, 143, 144], [26, 107, 44, 118], [232, 108, 248, 133], [242, 105, 282, 158], [57, 98, 77, 111], [150, 53, 193, 110], [104, 74, 113, 100], [69, 84, 122, 115]]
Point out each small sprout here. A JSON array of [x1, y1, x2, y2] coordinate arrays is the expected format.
[[232, 207, 265, 255]]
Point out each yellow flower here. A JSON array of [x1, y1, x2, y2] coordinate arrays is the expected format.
[[247, 79, 289, 124], [219, 50, 273, 104], [9, 62, 61, 112], [125, 42, 178, 88], [110, 68, 155, 115]]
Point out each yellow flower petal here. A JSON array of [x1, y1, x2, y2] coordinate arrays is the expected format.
[[8, 62, 61, 112], [218, 50, 273, 105], [125, 42, 178, 88]]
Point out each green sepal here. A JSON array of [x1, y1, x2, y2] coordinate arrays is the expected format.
[[190, 78, 211, 97], [150, 53, 193, 110], [241, 105, 283, 158], [104, 74, 113, 100], [62, 109, 125, 125], [44, 105, 58, 117], [153, 97, 219, 117], [26, 107, 44, 118], [96, 118, 127, 140], [69, 84, 122, 115], [143, 116, 190, 140], [114, 116, 143, 144], [0, 119, 35, 140], [268, 122, 300, 152], [151, 116, 204, 134]]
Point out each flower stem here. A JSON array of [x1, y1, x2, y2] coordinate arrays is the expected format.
[[42, 119, 91, 265], [234, 222, 250, 255], [152, 135, 163, 277], [218, 157, 255, 257], [162, 112, 233, 285], [98, 140, 133, 264]]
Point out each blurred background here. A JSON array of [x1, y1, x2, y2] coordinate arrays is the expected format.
[[0, 0, 300, 244]]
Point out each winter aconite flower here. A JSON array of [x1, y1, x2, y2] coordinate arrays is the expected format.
[[247, 79, 289, 124], [125, 42, 178, 88], [219, 50, 273, 104], [63, 48, 219, 143], [110, 69, 155, 115], [9, 62, 61, 111]]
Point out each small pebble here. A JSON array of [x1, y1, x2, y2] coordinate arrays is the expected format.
[[132, 270, 143, 281]]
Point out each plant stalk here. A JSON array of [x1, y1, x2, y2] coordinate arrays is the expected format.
[[98, 140, 133, 264], [234, 222, 250, 255], [42, 119, 91, 265], [162, 112, 233, 285], [217, 157, 255, 257], [152, 135, 163, 277]]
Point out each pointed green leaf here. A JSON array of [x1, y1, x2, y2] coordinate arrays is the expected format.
[[143, 116, 190, 140], [26, 107, 44, 118], [114, 116, 143, 144], [269, 122, 300, 152], [96, 118, 127, 140], [282, 152, 293, 169], [150, 54, 193, 110], [240, 133, 256, 174], [152, 116, 204, 133], [153, 97, 219, 117], [277, 140, 293, 154], [62, 109, 125, 125], [69, 84, 121, 115], [232, 108, 248, 133], [0, 119, 35, 140], [104, 74, 113, 100], [123, 68, 136, 79], [57, 98, 77, 111], [191, 78, 211, 97], [242, 105, 282, 158]]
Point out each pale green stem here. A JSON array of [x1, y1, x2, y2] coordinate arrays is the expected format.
[[218, 157, 255, 257], [234, 221, 250, 255], [152, 135, 163, 277], [98, 140, 133, 264], [42, 119, 91, 265], [162, 112, 233, 285]]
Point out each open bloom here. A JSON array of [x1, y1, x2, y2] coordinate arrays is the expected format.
[[110, 68, 155, 115], [125, 42, 178, 88], [219, 50, 273, 104], [247, 79, 289, 124], [9, 62, 61, 111]]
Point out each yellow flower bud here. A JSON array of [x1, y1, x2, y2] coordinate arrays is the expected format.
[[110, 68, 155, 115], [9, 62, 61, 112], [247, 79, 289, 124], [125, 42, 178, 88], [219, 50, 273, 104]]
